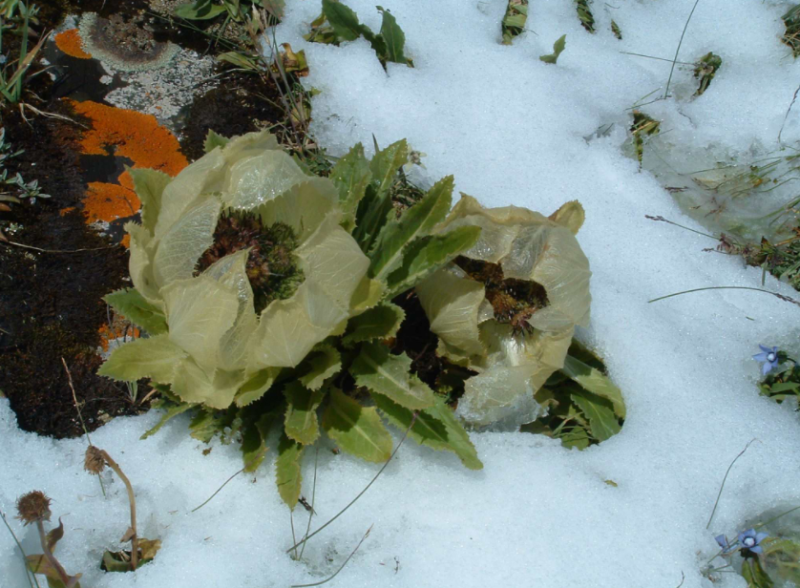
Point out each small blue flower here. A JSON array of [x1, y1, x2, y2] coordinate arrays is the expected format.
[[738, 528, 768, 554], [715, 534, 736, 554], [753, 345, 780, 376]]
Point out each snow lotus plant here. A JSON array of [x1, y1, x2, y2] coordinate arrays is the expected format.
[[99, 130, 610, 508], [415, 196, 599, 428]]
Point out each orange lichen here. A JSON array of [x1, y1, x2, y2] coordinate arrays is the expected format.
[[68, 100, 188, 237], [55, 29, 92, 60], [59, 206, 76, 216], [98, 323, 140, 353], [70, 100, 188, 175]]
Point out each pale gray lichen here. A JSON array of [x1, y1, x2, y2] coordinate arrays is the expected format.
[[78, 12, 179, 72]]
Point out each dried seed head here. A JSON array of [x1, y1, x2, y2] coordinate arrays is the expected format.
[[15, 491, 52, 525], [84, 445, 106, 474]]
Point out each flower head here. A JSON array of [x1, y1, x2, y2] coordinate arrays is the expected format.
[[753, 345, 780, 376], [715, 534, 736, 555], [738, 528, 768, 554], [15, 490, 52, 525], [84, 445, 106, 474]]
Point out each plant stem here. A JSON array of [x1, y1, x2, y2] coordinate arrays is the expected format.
[[0, 508, 40, 588], [100, 450, 138, 570], [35, 520, 71, 586]]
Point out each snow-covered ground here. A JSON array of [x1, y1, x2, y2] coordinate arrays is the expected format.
[[3, 1, 800, 586]]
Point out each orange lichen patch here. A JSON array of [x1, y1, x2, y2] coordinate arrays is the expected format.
[[83, 182, 141, 224], [55, 29, 92, 59], [59, 206, 76, 216], [98, 322, 140, 353], [69, 100, 188, 175], [120, 234, 131, 248]]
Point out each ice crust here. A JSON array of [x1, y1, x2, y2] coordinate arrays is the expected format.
[[4, 1, 800, 587]]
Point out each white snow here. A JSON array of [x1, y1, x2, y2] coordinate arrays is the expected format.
[[4, 1, 800, 587]]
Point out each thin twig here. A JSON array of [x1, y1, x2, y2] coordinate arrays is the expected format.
[[191, 450, 267, 513], [645, 214, 718, 240], [0, 508, 41, 588], [299, 446, 319, 561], [291, 525, 373, 588], [290, 509, 299, 561], [620, 51, 694, 66], [706, 439, 757, 529], [778, 81, 800, 145], [286, 414, 417, 554], [1, 240, 115, 254], [35, 519, 73, 587], [754, 504, 800, 530], [664, 0, 702, 99], [649, 286, 800, 308], [61, 358, 106, 498]]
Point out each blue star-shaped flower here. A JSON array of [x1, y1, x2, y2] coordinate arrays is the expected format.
[[753, 345, 780, 376], [738, 528, 769, 554]]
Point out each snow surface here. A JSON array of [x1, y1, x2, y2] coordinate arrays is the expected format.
[[4, 1, 800, 587]]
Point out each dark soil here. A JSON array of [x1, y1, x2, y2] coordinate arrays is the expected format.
[[0, 103, 149, 439], [178, 70, 286, 161]]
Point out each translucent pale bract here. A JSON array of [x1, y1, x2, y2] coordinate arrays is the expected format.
[[222, 150, 309, 210], [418, 194, 591, 427]]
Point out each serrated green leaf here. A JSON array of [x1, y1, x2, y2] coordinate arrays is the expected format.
[[353, 185, 394, 252], [104, 288, 168, 335], [174, 0, 227, 20], [298, 345, 341, 390], [385, 226, 482, 298], [188, 407, 238, 443], [540, 34, 566, 64], [330, 142, 372, 229], [322, 0, 365, 41], [377, 6, 409, 65], [284, 382, 325, 445], [128, 168, 170, 233], [352, 343, 435, 410], [322, 388, 393, 462], [370, 139, 408, 197], [373, 393, 482, 470], [561, 354, 625, 418], [98, 334, 187, 383], [571, 390, 620, 442], [241, 411, 277, 472], [559, 425, 591, 449], [140, 401, 193, 440], [235, 368, 280, 407], [343, 303, 404, 345], [204, 129, 229, 154], [276, 434, 304, 509], [369, 175, 454, 282]]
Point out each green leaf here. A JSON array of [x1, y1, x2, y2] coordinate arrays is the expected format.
[[369, 175, 454, 282], [330, 142, 372, 229], [561, 354, 625, 418], [189, 407, 239, 443], [217, 51, 260, 71], [571, 390, 620, 442], [322, 388, 393, 462], [501, 0, 528, 45], [322, 0, 365, 41], [373, 393, 483, 470], [284, 382, 325, 445], [742, 558, 775, 588], [352, 343, 435, 410], [104, 288, 168, 335], [275, 434, 304, 509], [353, 185, 394, 252], [98, 334, 187, 384], [204, 129, 230, 153], [241, 411, 277, 472], [174, 0, 227, 20], [298, 345, 341, 391], [140, 401, 193, 439], [369, 139, 408, 198], [385, 226, 482, 298], [128, 168, 170, 233], [343, 302, 404, 345], [539, 34, 566, 64], [377, 6, 410, 65], [235, 368, 280, 407]]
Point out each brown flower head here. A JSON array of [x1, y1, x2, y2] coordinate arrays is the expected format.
[[15, 491, 52, 525], [84, 445, 106, 474]]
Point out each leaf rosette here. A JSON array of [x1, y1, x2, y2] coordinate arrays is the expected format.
[[100, 131, 371, 409], [415, 195, 591, 427]]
